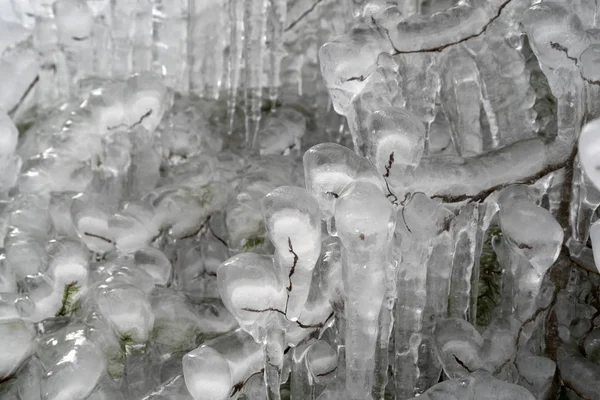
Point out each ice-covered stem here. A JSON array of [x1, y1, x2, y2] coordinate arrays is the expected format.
[[264, 318, 286, 400], [334, 181, 396, 400], [390, 135, 574, 200], [496, 185, 563, 321], [262, 186, 322, 320], [303, 143, 387, 235], [183, 328, 264, 400]]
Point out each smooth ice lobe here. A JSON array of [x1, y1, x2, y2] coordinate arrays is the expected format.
[[218, 252, 287, 339], [579, 119, 600, 191], [262, 186, 321, 320]]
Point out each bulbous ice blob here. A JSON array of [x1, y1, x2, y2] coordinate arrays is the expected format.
[[589, 220, 600, 274], [334, 181, 396, 254], [579, 119, 600, 191], [124, 73, 170, 132], [109, 201, 160, 253], [71, 193, 114, 254], [183, 347, 232, 400], [584, 328, 600, 362], [516, 355, 556, 398], [319, 23, 393, 115], [0, 318, 35, 379], [49, 192, 78, 238], [365, 108, 425, 179], [45, 238, 89, 288], [0, 293, 34, 321], [217, 253, 287, 340], [263, 186, 321, 259], [306, 340, 338, 385], [96, 282, 155, 342], [262, 186, 321, 320], [400, 192, 442, 239], [133, 247, 172, 286], [41, 339, 106, 400], [433, 318, 485, 379], [580, 45, 600, 83], [522, 3, 589, 70], [53, 0, 94, 44], [183, 329, 263, 400], [9, 194, 53, 238], [303, 143, 386, 226], [259, 108, 306, 156], [92, 259, 156, 295], [5, 234, 47, 279], [498, 187, 563, 271], [408, 370, 535, 400]]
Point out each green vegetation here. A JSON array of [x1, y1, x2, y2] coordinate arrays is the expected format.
[[118, 332, 135, 355], [476, 223, 503, 327], [55, 282, 80, 317], [242, 236, 266, 252]]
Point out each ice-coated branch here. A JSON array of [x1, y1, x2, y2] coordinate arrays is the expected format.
[[379, 0, 515, 54], [390, 136, 573, 200]]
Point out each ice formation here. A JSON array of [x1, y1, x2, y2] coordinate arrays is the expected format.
[[1, 0, 600, 399]]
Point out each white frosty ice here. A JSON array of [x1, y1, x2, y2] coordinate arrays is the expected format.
[[579, 119, 600, 191]]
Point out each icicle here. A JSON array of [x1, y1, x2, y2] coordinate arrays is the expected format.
[[131, 0, 153, 74], [189, 0, 227, 99], [334, 181, 396, 400], [243, 0, 268, 148], [226, 0, 244, 134], [394, 193, 448, 398], [110, 0, 136, 78], [33, 0, 70, 111], [85, 0, 112, 81], [265, 0, 286, 108], [53, 0, 94, 97], [152, 0, 189, 91], [447, 202, 480, 321]]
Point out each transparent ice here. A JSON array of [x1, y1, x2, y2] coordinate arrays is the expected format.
[[1, 0, 600, 398]]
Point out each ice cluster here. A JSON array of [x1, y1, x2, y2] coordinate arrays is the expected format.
[[1, 0, 600, 399]]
